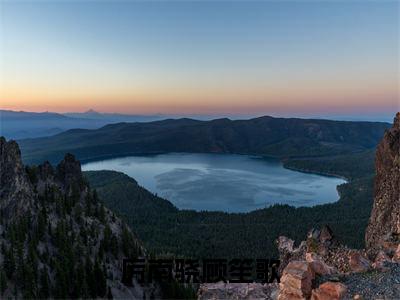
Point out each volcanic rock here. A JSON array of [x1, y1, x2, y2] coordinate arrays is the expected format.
[[278, 261, 315, 300], [365, 113, 400, 254], [348, 252, 371, 273], [311, 282, 347, 300]]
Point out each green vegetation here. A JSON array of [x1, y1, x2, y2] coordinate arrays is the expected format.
[[283, 150, 376, 181], [0, 172, 141, 299], [85, 149, 375, 259], [20, 117, 389, 165]]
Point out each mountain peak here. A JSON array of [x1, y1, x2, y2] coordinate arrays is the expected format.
[[84, 109, 100, 115]]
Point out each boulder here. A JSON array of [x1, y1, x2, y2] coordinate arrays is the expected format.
[[393, 244, 400, 262], [277, 236, 295, 253], [320, 225, 334, 243], [306, 252, 337, 275], [372, 250, 391, 271], [348, 252, 371, 273], [278, 261, 314, 300], [277, 236, 307, 274], [306, 226, 336, 256], [311, 282, 347, 300]]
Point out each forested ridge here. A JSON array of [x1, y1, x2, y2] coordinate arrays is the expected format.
[[19, 116, 389, 165]]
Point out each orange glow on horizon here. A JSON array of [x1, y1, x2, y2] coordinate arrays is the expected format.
[[1, 77, 398, 115]]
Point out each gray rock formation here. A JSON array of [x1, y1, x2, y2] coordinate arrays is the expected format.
[[0, 137, 158, 299], [0, 137, 35, 220], [365, 112, 400, 254]]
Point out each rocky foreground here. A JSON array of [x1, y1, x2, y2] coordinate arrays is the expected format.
[[198, 113, 400, 300]]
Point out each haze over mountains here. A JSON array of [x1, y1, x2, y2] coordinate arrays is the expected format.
[[0, 109, 393, 140], [19, 115, 390, 165], [0, 109, 166, 139]]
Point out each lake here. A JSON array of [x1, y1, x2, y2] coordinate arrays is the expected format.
[[82, 153, 346, 213]]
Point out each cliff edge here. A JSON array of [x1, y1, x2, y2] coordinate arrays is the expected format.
[[365, 112, 400, 254]]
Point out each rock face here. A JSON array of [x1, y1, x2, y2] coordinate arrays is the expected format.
[[278, 261, 315, 300], [365, 112, 400, 254], [0, 137, 35, 219], [0, 137, 157, 299]]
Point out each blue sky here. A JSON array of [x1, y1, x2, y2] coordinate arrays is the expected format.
[[1, 0, 398, 119]]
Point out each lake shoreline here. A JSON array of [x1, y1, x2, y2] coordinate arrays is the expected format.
[[82, 152, 346, 212], [282, 164, 350, 182], [79, 150, 349, 182]]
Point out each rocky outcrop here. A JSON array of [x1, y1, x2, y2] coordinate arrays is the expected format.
[[372, 250, 391, 271], [197, 282, 279, 300], [365, 112, 400, 254], [393, 244, 400, 262], [311, 282, 347, 300], [276, 225, 400, 300], [305, 253, 337, 276], [0, 137, 156, 299], [278, 261, 315, 300], [277, 236, 307, 273], [348, 252, 371, 273], [0, 137, 35, 220], [55, 153, 85, 194]]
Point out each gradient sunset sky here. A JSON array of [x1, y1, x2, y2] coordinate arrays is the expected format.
[[1, 1, 399, 117]]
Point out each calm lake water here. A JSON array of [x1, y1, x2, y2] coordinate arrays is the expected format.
[[82, 153, 346, 213]]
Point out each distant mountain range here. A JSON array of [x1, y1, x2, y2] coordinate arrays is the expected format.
[[1, 109, 394, 140], [19, 115, 390, 165], [63, 109, 165, 122], [0, 109, 166, 139]]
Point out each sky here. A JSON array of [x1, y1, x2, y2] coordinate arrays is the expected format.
[[0, 0, 399, 118]]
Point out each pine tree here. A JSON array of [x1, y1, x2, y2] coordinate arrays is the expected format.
[[85, 256, 96, 298], [110, 235, 119, 257], [72, 260, 86, 299], [94, 260, 107, 297], [103, 224, 112, 251], [53, 262, 68, 299], [121, 225, 133, 257], [23, 262, 36, 298], [107, 286, 113, 299], [85, 193, 92, 217], [93, 189, 99, 203], [15, 241, 25, 288], [39, 267, 50, 299], [3, 245, 15, 279], [37, 208, 47, 240], [99, 204, 106, 223], [0, 267, 7, 295]]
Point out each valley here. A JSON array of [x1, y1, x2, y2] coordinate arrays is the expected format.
[[16, 115, 383, 260]]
